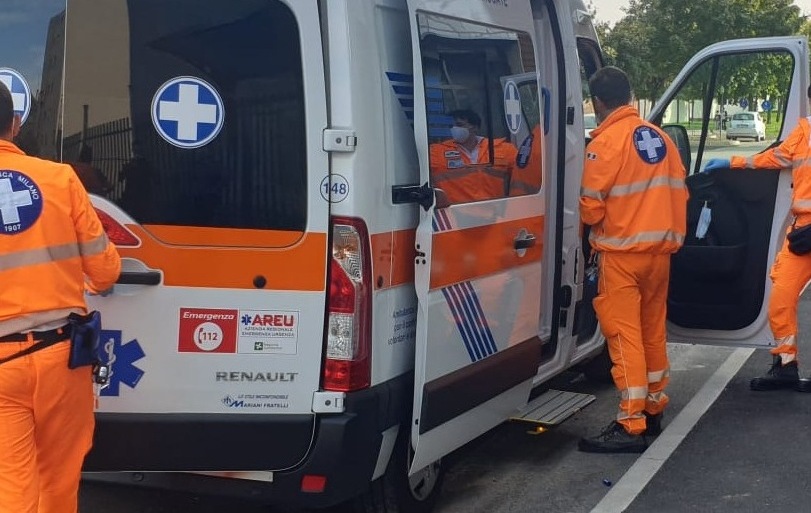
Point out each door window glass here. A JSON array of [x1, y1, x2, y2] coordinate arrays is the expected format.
[[417, 13, 543, 204], [577, 38, 602, 141], [0, 1, 67, 163], [657, 51, 793, 175]]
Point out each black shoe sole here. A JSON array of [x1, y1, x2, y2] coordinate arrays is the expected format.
[[577, 439, 648, 454], [750, 377, 800, 391], [795, 378, 811, 393]]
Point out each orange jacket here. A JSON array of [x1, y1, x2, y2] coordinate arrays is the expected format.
[[509, 124, 543, 196], [580, 106, 688, 254], [0, 140, 121, 335], [429, 137, 517, 204], [730, 116, 811, 225]]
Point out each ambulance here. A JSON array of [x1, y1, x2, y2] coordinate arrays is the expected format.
[[1, 0, 808, 510]]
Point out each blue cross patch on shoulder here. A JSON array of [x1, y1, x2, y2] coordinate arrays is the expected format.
[[633, 126, 667, 164], [0, 170, 43, 234]]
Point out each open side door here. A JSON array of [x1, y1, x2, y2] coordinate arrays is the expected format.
[[648, 37, 810, 347], [405, 1, 546, 473]]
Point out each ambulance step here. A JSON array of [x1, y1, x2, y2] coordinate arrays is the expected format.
[[511, 390, 595, 426]]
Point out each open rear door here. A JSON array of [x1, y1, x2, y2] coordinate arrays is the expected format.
[[405, 0, 547, 472], [647, 37, 810, 347]]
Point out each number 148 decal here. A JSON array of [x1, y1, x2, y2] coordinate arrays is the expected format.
[[319, 174, 349, 203]]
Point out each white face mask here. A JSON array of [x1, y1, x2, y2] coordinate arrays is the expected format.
[[450, 126, 470, 143]]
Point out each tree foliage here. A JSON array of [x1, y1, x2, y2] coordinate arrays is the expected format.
[[597, 0, 805, 100]]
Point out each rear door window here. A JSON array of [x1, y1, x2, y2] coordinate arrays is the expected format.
[[58, 0, 307, 238]]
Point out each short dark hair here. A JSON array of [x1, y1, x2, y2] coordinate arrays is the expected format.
[[0, 81, 13, 135], [448, 109, 481, 128], [589, 66, 632, 109]]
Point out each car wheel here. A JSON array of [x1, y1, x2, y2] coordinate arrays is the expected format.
[[351, 424, 445, 513]]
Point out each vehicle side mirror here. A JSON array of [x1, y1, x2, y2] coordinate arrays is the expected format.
[[662, 124, 691, 172]]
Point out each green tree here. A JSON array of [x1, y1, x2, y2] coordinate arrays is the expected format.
[[599, 0, 804, 100]]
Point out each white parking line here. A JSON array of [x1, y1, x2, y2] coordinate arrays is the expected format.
[[590, 347, 755, 513]]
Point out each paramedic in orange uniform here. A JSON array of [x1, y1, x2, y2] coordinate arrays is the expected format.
[[429, 109, 518, 204], [0, 82, 121, 513], [703, 85, 811, 393], [577, 67, 688, 453]]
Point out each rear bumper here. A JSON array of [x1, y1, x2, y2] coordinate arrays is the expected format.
[[83, 372, 412, 508]]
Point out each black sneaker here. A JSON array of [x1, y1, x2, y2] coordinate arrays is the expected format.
[[750, 357, 799, 391], [578, 421, 648, 454], [796, 378, 811, 393], [643, 411, 662, 437]]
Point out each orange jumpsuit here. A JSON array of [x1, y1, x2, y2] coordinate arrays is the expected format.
[[580, 106, 688, 435], [429, 137, 518, 204], [730, 116, 811, 365], [509, 124, 543, 196], [0, 139, 121, 513]]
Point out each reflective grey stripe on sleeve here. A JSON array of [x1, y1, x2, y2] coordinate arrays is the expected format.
[[0, 234, 108, 273], [793, 199, 811, 210], [591, 230, 685, 249], [647, 368, 670, 384], [580, 186, 603, 200], [620, 386, 648, 401], [79, 233, 110, 257], [769, 149, 792, 168], [609, 176, 685, 197]]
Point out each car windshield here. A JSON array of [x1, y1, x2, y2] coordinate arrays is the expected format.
[[584, 114, 597, 128], [733, 113, 754, 120]]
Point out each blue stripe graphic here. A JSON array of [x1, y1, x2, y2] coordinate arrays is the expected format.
[[385, 71, 413, 83], [393, 85, 414, 95], [443, 287, 483, 361], [462, 281, 498, 354], [447, 285, 491, 359]]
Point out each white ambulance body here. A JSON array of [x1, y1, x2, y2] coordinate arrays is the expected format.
[[2, 0, 809, 510]]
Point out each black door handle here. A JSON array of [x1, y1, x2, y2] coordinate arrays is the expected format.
[[514, 235, 537, 250], [116, 271, 162, 286]]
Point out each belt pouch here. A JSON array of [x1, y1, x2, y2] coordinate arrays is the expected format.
[[788, 223, 811, 255], [67, 311, 102, 369]]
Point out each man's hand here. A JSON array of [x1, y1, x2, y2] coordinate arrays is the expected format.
[[702, 158, 731, 173]]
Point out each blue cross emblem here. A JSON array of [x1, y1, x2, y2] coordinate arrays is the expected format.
[[0, 68, 31, 125], [0, 171, 42, 234], [633, 126, 667, 164], [98, 329, 146, 397], [151, 76, 224, 149], [504, 81, 522, 134]]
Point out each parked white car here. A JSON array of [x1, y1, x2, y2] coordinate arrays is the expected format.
[[584, 113, 597, 138], [726, 111, 766, 141]]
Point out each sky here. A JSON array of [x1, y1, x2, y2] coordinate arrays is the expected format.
[[594, 0, 811, 25]]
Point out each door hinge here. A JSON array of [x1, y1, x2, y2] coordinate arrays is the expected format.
[[323, 128, 357, 152]]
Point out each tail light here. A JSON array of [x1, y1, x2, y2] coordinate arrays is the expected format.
[[94, 208, 140, 246], [322, 216, 372, 392]]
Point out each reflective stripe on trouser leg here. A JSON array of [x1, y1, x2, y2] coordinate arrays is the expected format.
[[0, 340, 94, 513], [595, 253, 648, 436], [646, 368, 670, 415], [768, 238, 811, 364], [640, 254, 671, 415]]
